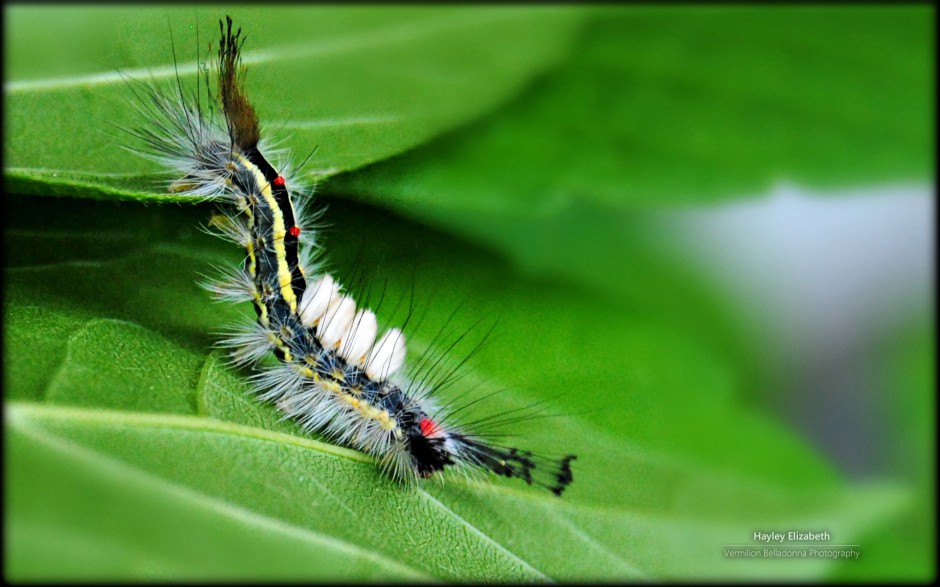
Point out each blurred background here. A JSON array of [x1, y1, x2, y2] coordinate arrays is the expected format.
[[667, 182, 931, 478]]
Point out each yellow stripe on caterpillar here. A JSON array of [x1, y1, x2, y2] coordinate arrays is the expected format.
[[232, 152, 298, 314]]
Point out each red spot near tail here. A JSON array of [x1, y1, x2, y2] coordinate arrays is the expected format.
[[273, 175, 286, 186], [419, 417, 439, 437], [289, 226, 301, 237]]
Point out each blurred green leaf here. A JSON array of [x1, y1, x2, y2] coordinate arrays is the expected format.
[[831, 319, 934, 581], [4, 6, 584, 199], [330, 6, 932, 273]]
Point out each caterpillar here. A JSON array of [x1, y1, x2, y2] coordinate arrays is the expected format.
[[125, 16, 575, 495]]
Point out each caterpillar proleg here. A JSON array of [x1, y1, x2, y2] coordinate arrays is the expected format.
[[125, 16, 575, 495]]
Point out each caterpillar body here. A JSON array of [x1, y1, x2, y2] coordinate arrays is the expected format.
[[126, 17, 575, 495]]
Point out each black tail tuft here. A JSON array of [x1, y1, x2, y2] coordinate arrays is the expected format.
[[452, 435, 576, 496]]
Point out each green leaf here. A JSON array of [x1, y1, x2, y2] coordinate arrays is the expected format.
[[6, 406, 425, 581], [4, 195, 915, 580], [4, 6, 584, 199], [329, 6, 932, 256]]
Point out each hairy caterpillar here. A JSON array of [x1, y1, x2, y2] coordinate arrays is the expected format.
[[125, 16, 575, 495]]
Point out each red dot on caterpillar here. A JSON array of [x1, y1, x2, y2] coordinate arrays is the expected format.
[[419, 417, 440, 437], [289, 226, 301, 237], [273, 175, 286, 186]]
